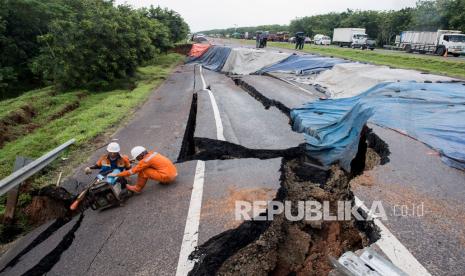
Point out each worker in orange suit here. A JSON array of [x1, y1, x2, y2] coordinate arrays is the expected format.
[[84, 142, 131, 188], [109, 146, 177, 193]]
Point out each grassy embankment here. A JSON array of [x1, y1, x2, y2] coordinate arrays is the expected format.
[[0, 53, 183, 218], [230, 38, 465, 79]]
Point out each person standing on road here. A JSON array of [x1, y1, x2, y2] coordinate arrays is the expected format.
[[256, 31, 262, 48], [295, 32, 305, 50], [261, 31, 269, 48], [110, 146, 178, 193]]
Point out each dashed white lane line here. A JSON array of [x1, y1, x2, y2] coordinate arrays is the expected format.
[[354, 196, 431, 276], [175, 160, 205, 276], [199, 65, 226, 141]]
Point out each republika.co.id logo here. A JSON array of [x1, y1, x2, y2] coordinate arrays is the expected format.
[[235, 200, 425, 222]]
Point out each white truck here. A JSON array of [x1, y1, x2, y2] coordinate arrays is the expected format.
[[398, 30, 465, 57], [332, 28, 368, 48], [313, 34, 331, 45]]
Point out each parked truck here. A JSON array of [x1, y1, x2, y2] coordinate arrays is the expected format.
[[332, 28, 368, 48], [398, 30, 465, 57], [276, 32, 290, 42]]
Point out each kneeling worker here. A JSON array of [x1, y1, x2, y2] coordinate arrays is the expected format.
[[110, 146, 178, 193], [85, 142, 131, 188]]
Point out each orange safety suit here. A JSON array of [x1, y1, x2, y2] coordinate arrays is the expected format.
[[90, 154, 131, 173], [116, 151, 177, 190]]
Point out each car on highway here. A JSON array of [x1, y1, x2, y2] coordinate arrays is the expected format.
[[314, 34, 331, 45]]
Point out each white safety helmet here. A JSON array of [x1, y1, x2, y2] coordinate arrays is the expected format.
[[107, 142, 121, 153], [131, 146, 146, 159]]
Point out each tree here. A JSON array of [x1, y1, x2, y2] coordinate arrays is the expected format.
[[32, 0, 171, 90], [144, 6, 189, 43], [0, 0, 71, 98], [340, 10, 381, 39], [0, 14, 16, 96], [378, 8, 413, 45], [437, 0, 465, 31], [411, 0, 442, 31]]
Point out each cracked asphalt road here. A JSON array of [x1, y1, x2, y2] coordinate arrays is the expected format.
[[0, 57, 305, 275], [1, 39, 464, 276]]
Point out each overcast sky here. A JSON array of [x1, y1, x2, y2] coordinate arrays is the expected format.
[[114, 0, 418, 32]]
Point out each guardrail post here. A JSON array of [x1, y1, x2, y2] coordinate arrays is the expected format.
[[0, 139, 75, 197], [3, 156, 34, 224]]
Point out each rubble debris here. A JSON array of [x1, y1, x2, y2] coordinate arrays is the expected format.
[[330, 248, 408, 276], [24, 186, 77, 225], [190, 151, 382, 275]]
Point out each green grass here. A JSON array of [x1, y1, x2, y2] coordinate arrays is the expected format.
[[0, 53, 183, 183], [229, 38, 465, 79]]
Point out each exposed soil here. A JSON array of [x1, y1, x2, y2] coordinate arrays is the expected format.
[[0, 185, 80, 273], [0, 98, 82, 149], [184, 74, 389, 275], [190, 152, 380, 276], [23, 186, 77, 225], [0, 186, 77, 245], [0, 104, 37, 147], [171, 44, 194, 55], [350, 171, 375, 187], [201, 186, 276, 230], [49, 101, 80, 121]]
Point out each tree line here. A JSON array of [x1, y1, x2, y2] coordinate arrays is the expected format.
[[201, 0, 465, 44], [202, 24, 289, 37], [0, 0, 189, 99]]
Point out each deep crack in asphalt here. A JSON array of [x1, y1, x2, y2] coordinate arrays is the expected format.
[[185, 69, 390, 275], [21, 213, 84, 276]]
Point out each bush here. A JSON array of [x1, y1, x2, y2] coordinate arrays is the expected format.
[[31, 1, 172, 90]]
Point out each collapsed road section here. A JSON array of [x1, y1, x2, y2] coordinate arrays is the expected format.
[[177, 64, 395, 275], [2, 42, 464, 275], [185, 41, 465, 274]]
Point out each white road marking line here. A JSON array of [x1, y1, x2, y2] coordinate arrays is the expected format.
[[199, 65, 207, 90], [175, 160, 205, 276], [194, 63, 426, 275], [199, 65, 226, 141], [354, 196, 431, 276]]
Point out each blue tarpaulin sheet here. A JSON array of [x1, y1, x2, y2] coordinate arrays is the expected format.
[[291, 82, 465, 171], [256, 54, 348, 75], [188, 45, 232, 72]]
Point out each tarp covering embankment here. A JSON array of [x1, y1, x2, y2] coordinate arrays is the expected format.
[[291, 82, 465, 170], [188, 46, 232, 72], [222, 48, 290, 75], [313, 63, 455, 98], [188, 43, 211, 58], [256, 54, 348, 75]]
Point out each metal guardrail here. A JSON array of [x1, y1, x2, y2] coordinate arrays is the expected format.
[[0, 139, 76, 197]]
